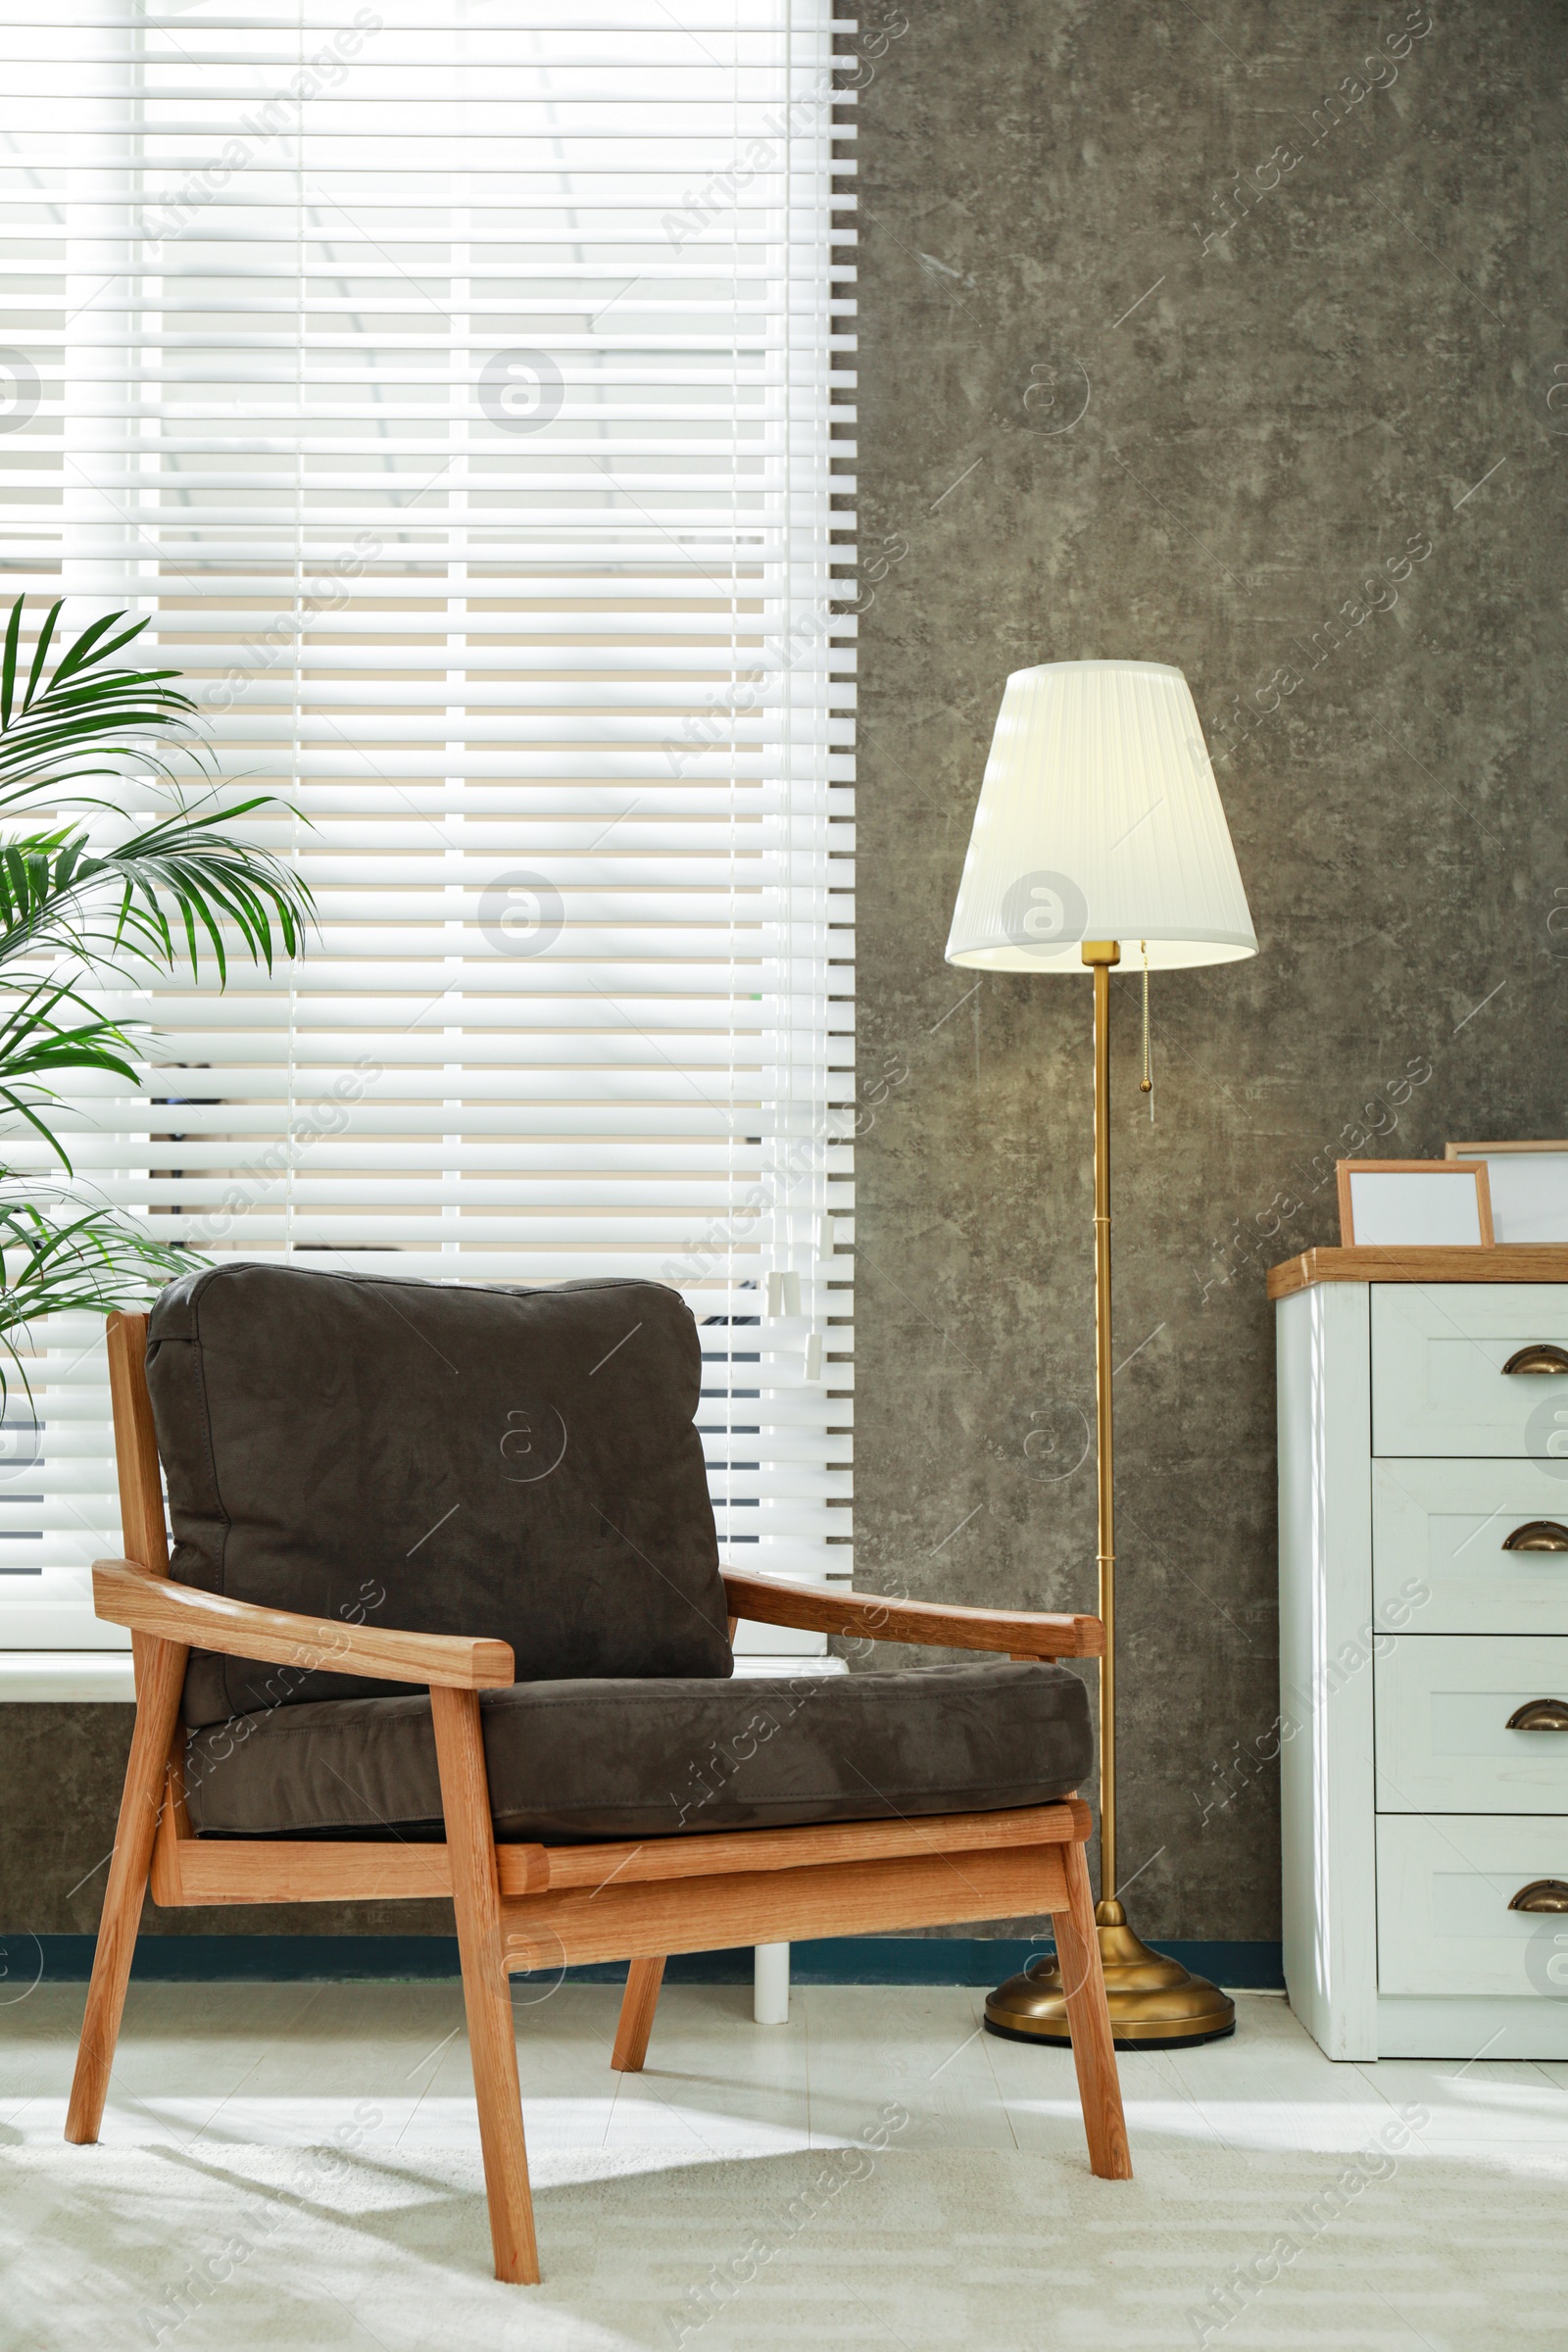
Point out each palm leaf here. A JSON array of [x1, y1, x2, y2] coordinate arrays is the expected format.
[[0, 594, 315, 1369], [0, 1188, 191, 1417], [0, 975, 146, 1169], [0, 596, 198, 810], [0, 802, 312, 985]]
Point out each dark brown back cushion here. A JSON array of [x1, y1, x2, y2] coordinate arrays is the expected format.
[[147, 1263, 731, 1726]]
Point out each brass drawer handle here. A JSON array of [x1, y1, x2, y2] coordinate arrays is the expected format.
[[1510, 1880, 1568, 1913], [1503, 1344, 1568, 1375], [1506, 1698, 1568, 1731], [1502, 1520, 1568, 1552]]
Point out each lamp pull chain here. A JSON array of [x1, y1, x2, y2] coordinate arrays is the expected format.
[[1139, 944, 1153, 1120]]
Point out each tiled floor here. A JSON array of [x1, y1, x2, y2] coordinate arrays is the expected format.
[[2, 1982, 1565, 2349]]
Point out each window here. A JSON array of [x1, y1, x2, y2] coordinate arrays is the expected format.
[[0, 0, 854, 1652]]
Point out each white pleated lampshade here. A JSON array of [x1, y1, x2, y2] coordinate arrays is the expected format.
[[945, 660, 1258, 972]]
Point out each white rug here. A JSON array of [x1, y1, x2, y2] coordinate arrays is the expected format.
[[4, 1986, 1568, 2351], [2, 2132, 1564, 2352]]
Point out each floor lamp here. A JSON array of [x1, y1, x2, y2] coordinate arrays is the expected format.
[[945, 659, 1258, 2049]]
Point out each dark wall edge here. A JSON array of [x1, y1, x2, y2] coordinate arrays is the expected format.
[[6, 1932, 1286, 1989]]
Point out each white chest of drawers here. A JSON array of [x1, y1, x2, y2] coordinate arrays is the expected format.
[[1275, 1250, 1568, 2060]]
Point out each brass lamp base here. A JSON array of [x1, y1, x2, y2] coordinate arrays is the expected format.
[[983, 1898, 1237, 2050]]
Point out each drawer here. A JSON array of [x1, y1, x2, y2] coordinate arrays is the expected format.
[[1377, 1813, 1568, 1996], [1373, 1460, 1568, 1635], [1375, 1634, 1568, 1812], [1372, 1284, 1568, 1455]]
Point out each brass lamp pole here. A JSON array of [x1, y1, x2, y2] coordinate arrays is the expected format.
[[1088, 940, 1120, 1912], [941, 659, 1256, 2054], [980, 940, 1235, 2047]]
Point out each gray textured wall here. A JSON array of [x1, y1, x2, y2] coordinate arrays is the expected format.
[[850, 0, 1566, 1941], [0, 1708, 452, 1938]]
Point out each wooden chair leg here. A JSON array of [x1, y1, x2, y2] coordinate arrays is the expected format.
[[612, 1957, 665, 2072], [65, 1635, 187, 2144], [1052, 1838, 1133, 2180], [429, 1685, 540, 2285]]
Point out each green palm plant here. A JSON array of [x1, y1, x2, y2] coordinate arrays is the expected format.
[[0, 594, 314, 1408]]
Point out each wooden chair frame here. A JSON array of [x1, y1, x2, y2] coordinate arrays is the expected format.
[[66, 1311, 1132, 2283]]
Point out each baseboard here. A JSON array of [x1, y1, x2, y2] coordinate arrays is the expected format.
[[12, 1934, 1286, 1988]]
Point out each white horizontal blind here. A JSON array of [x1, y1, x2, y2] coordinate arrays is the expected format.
[[0, 0, 855, 1645]]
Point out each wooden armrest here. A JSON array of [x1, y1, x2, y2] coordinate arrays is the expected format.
[[720, 1570, 1104, 1660], [90, 1558, 515, 1690]]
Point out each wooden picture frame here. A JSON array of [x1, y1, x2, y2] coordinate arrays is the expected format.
[[1337, 1158, 1494, 1249], [1446, 1141, 1568, 1245]]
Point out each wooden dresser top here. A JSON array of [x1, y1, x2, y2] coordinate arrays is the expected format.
[[1267, 1247, 1568, 1301]]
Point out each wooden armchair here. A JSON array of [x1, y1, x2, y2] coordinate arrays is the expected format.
[[68, 1278, 1130, 2285]]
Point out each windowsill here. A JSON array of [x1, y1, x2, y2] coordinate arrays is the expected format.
[[0, 1651, 137, 1700], [0, 1651, 846, 1702], [731, 1653, 848, 1678]]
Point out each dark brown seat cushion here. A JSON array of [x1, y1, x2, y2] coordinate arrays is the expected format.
[[146, 1263, 731, 1727], [183, 1661, 1093, 1842]]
